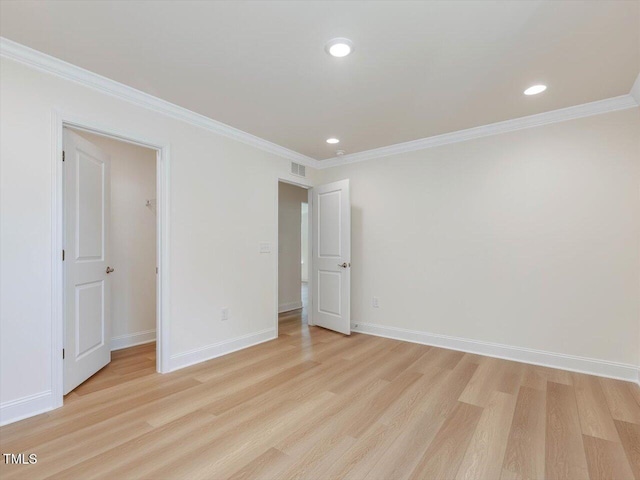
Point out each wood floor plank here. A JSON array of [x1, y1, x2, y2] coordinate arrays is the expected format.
[[143, 392, 336, 480], [340, 334, 392, 361], [275, 379, 389, 458], [342, 367, 454, 480], [377, 363, 449, 427], [501, 386, 547, 480], [378, 342, 430, 381], [408, 345, 465, 372], [520, 365, 549, 392], [191, 343, 298, 383], [572, 373, 620, 442], [1, 305, 637, 480], [327, 345, 397, 395], [456, 391, 518, 480], [582, 434, 635, 480], [1, 376, 202, 454], [428, 360, 479, 418], [459, 357, 517, 407], [126, 396, 306, 480], [616, 420, 640, 480], [324, 422, 393, 480], [145, 357, 319, 427], [408, 401, 483, 480], [545, 382, 590, 480], [497, 361, 525, 395], [46, 410, 218, 480], [363, 360, 478, 480], [599, 377, 640, 424], [278, 434, 357, 480], [538, 366, 573, 386], [628, 383, 640, 408], [227, 447, 291, 480], [344, 369, 422, 438], [2, 421, 154, 480], [206, 360, 320, 415]]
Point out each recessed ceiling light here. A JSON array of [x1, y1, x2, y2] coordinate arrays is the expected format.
[[325, 38, 354, 58], [524, 84, 547, 96], [326, 138, 340, 144]]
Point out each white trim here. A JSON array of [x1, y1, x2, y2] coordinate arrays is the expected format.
[[278, 301, 303, 314], [156, 143, 172, 375], [111, 330, 156, 351], [275, 178, 315, 339], [0, 37, 317, 168], [630, 73, 640, 106], [0, 391, 53, 427], [3, 37, 638, 171], [306, 188, 314, 327], [169, 329, 276, 371], [319, 95, 639, 167], [352, 322, 640, 383], [50, 110, 64, 413]]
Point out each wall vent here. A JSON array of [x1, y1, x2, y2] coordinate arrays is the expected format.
[[290, 162, 306, 177]]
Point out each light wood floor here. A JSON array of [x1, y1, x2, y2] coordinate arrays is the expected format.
[[1, 310, 639, 479]]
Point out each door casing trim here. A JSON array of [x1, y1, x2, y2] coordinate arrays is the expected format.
[[52, 109, 171, 409], [275, 178, 314, 338]]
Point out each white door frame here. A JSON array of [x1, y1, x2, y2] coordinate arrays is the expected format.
[[275, 177, 314, 337], [51, 110, 171, 409]]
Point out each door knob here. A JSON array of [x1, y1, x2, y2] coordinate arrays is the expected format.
[[106, 266, 114, 274], [338, 262, 348, 268]]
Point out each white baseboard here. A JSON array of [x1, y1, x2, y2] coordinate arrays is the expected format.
[[111, 329, 156, 351], [0, 390, 53, 427], [169, 328, 276, 372], [352, 322, 640, 383], [0, 328, 276, 426], [278, 301, 303, 313]]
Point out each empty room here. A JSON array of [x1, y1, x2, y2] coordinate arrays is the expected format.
[[0, 1, 639, 479]]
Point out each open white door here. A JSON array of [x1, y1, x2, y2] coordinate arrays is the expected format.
[[312, 179, 351, 335], [63, 129, 112, 394]]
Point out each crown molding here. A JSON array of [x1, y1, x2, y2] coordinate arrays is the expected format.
[[0, 37, 319, 168], [2, 37, 638, 171], [318, 94, 639, 169]]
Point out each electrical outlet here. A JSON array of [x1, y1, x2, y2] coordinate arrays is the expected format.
[[260, 242, 271, 253], [372, 297, 379, 308], [221, 307, 229, 321]]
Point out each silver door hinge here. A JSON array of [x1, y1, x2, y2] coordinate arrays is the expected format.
[[62, 250, 65, 261], [62, 349, 65, 359], [62, 151, 65, 162]]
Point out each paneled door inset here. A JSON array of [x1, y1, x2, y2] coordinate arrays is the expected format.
[[63, 129, 112, 394], [312, 179, 351, 334]]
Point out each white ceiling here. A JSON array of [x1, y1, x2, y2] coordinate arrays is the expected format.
[[1, 1, 638, 160]]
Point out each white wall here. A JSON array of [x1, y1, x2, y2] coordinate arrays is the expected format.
[[278, 182, 307, 312], [0, 57, 318, 420], [1, 51, 638, 425], [73, 130, 157, 350], [319, 108, 640, 371]]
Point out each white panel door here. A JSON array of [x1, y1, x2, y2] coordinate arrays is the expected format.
[[312, 179, 351, 335], [63, 129, 112, 394]]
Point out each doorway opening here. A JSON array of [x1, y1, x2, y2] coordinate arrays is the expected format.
[[61, 126, 160, 400], [277, 181, 311, 336]]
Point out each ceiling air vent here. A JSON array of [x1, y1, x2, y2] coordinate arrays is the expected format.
[[290, 162, 306, 177]]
